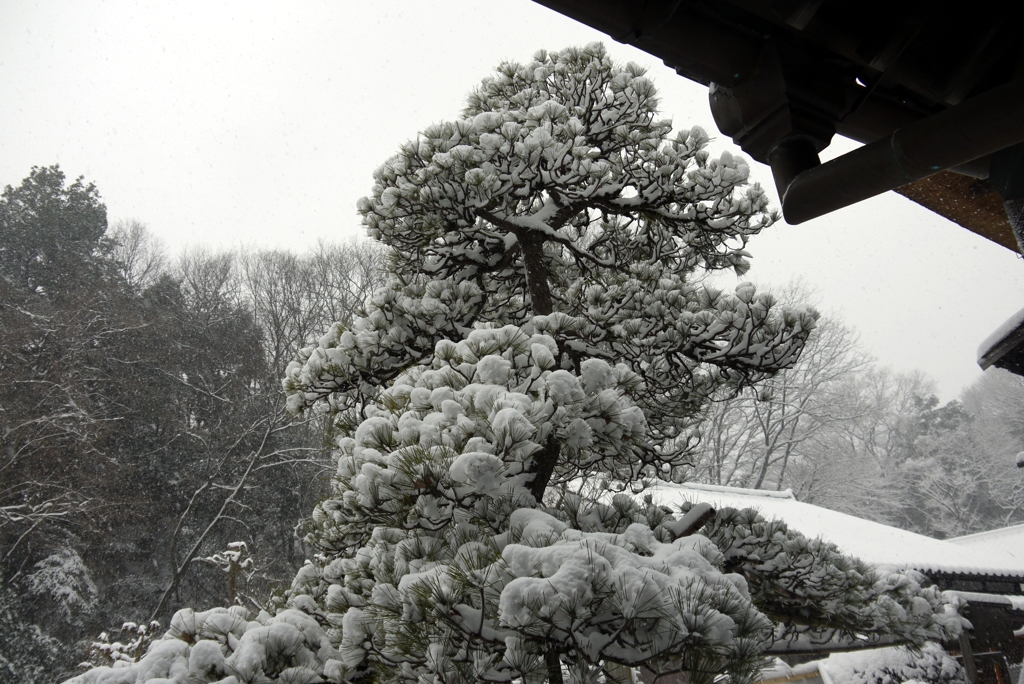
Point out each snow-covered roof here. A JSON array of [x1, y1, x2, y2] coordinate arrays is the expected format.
[[949, 524, 1024, 567], [978, 305, 1024, 364], [760, 643, 961, 684], [644, 482, 1024, 578]]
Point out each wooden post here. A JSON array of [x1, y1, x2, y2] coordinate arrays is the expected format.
[[961, 631, 980, 684]]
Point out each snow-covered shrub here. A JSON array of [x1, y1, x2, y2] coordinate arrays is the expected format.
[[1, 582, 64, 684], [85, 620, 162, 669], [822, 643, 968, 684], [66, 606, 341, 684], [9, 547, 100, 679], [26, 548, 98, 621], [292, 327, 773, 684]]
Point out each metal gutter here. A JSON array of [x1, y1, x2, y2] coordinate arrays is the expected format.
[[778, 78, 1024, 224]]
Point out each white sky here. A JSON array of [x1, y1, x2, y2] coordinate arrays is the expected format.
[[3, 0, 1023, 401]]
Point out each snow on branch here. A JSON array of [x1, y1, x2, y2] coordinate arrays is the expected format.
[[76, 44, 961, 684]]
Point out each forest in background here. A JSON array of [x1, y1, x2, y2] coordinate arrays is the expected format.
[[2, 164, 1021, 681], [687, 287, 1024, 541], [0, 166, 386, 680]]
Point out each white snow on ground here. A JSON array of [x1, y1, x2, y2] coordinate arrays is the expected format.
[[644, 482, 1024, 577]]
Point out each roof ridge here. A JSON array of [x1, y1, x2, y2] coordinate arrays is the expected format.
[[948, 522, 1024, 544], [679, 482, 797, 500]]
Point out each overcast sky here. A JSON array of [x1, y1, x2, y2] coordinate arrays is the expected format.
[[3, 0, 1023, 400]]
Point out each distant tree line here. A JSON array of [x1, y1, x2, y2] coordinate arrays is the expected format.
[[0, 166, 385, 681], [687, 283, 1024, 540]]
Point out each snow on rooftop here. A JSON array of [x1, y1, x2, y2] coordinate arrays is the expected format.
[[978, 305, 1024, 363], [761, 642, 973, 684], [644, 482, 1024, 578], [949, 523, 1024, 567]]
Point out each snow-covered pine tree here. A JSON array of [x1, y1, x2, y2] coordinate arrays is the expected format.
[[68, 44, 963, 684]]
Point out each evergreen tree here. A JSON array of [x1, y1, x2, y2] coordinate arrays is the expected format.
[[70, 45, 963, 684], [0, 169, 363, 679], [0, 165, 109, 297]]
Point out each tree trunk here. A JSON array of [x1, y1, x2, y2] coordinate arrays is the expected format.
[[516, 226, 560, 501], [519, 231, 553, 316], [546, 649, 564, 684], [529, 440, 562, 502]]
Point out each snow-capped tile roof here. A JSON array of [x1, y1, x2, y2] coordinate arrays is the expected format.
[[978, 305, 1024, 363], [644, 482, 1024, 578], [948, 524, 1024, 567]]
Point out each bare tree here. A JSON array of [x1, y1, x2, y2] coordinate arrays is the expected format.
[[108, 220, 167, 291], [238, 239, 386, 377], [149, 407, 325, 620], [307, 239, 386, 329], [690, 287, 870, 492], [136, 241, 388, 618]]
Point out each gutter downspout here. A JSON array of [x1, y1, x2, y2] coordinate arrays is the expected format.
[[776, 78, 1024, 225]]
